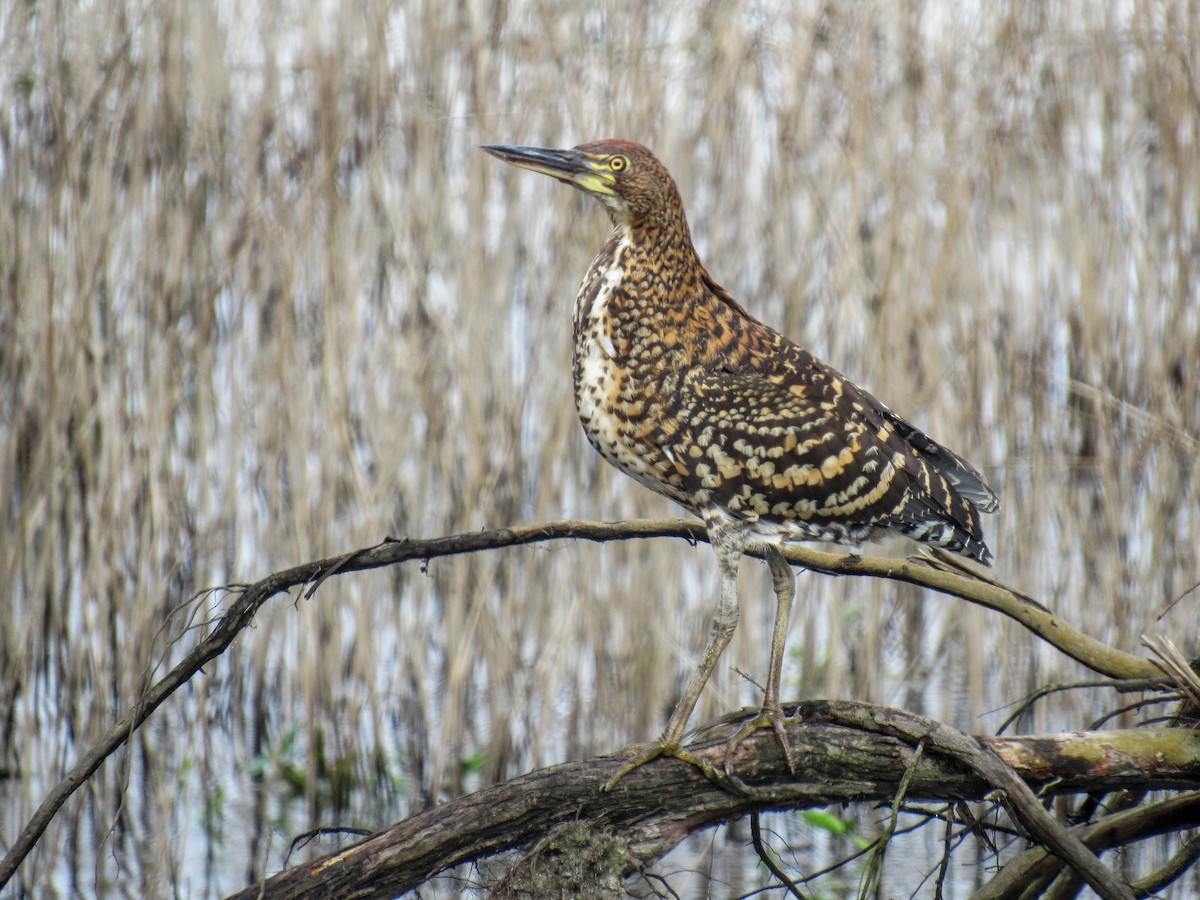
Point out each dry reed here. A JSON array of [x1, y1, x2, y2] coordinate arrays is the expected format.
[[1, 0, 1197, 895]]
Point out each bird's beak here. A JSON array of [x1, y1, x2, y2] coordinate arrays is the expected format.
[[481, 144, 617, 198]]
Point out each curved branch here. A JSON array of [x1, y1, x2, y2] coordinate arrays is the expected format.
[[0, 519, 1163, 889], [354, 518, 1160, 679], [816, 705, 1136, 899], [223, 703, 1200, 899], [972, 793, 1200, 899]]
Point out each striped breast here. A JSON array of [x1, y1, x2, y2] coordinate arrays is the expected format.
[[571, 235, 691, 505]]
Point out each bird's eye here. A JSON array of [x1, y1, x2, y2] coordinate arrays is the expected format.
[[609, 156, 628, 172]]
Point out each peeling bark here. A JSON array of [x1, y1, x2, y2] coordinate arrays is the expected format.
[[226, 702, 1200, 899]]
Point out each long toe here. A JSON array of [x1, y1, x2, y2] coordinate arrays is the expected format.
[[604, 739, 726, 791], [724, 706, 796, 777], [603, 740, 676, 791]]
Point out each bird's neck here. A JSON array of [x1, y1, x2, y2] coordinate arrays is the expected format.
[[609, 210, 705, 299], [587, 215, 704, 320], [614, 204, 697, 259], [574, 211, 748, 376]]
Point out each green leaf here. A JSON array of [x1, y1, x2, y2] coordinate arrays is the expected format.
[[802, 810, 872, 850]]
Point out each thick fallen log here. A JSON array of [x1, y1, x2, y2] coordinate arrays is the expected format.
[[227, 700, 1200, 899]]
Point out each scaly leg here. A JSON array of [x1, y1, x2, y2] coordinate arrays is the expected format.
[[604, 521, 747, 791], [725, 543, 797, 774]]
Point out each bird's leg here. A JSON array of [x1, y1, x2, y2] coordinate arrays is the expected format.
[[604, 524, 745, 791], [725, 543, 797, 775]]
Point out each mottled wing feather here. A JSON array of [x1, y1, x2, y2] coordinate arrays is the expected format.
[[664, 341, 993, 563], [745, 318, 998, 511], [878, 411, 1000, 513]]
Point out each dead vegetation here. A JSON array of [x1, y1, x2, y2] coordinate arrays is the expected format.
[[1, 0, 1198, 896]]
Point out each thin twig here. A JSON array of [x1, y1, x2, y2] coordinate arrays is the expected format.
[[1142, 635, 1200, 708], [993, 678, 1173, 735], [862, 740, 926, 897], [750, 812, 808, 899], [1131, 833, 1200, 894], [286, 827, 374, 862]]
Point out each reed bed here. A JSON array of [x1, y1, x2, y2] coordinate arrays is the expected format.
[[1, 0, 1197, 895]]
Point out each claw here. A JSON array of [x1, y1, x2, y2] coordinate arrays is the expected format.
[[724, 704, 797, 776], [604, 740, 724, 790], [604, 741, 674, 791]]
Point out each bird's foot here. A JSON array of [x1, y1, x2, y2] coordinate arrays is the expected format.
[[603, 739, 723, 791], [724, 703, 796, 777]]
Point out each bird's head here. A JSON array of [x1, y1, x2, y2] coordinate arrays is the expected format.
[[482, 139, 680, 227]]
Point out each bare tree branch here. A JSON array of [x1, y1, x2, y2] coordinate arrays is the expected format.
[[972, 793, 1200, 899], [222, 703, 1200, 898], [0, 519, 1170, 890]]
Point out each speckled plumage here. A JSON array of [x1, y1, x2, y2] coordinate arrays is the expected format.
[[565, 140, 998, 563], [483, 138, 999, 784]]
